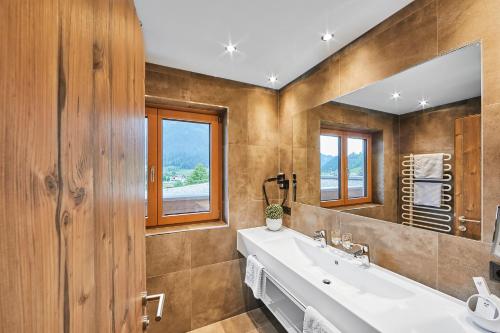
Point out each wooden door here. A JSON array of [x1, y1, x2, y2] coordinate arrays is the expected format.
[[0, 0, 146, 332], [454, 114, 481, 239]]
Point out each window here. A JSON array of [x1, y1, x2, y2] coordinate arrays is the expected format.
[[320, 129, 372, 207], [145, 107, 222, 226]]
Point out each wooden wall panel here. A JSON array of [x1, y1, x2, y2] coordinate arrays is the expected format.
[[93, 0, 115, 330], [0, 1, 60, 332], [454, 115, 481, 240], [0, 0, 145, 332], [59, 0, 97, 331], [109, 1, 146, 331]]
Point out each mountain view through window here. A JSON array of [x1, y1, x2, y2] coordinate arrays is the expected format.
[[162, 119, 211, 216], [320, 134, 367, 201]]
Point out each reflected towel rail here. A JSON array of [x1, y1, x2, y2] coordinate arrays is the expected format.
[[402, 184, 452, 193], [401, 153, 453, 233], [401, 203, 452, 212], [402, 220, 451, 232], [403, 153, 452, 161]]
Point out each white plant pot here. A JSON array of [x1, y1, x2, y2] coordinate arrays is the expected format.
[[266, 218, 282, 231]]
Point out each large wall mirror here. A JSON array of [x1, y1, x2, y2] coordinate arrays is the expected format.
[[292, 43, 482, 240]]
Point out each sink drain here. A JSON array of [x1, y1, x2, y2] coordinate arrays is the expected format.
[[322, 279, 331, 285]]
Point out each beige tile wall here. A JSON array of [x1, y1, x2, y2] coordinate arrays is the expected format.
[[398, 98, 481, 155], [145, 65, 279, 332], [145, 1, 500, 330], [291, 202, 500, 300], [280, 0, 500, 301]]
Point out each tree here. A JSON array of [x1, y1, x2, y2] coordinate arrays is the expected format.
[[186, 164, 209, 185]]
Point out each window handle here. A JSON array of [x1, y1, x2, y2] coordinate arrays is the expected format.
[[150, 166, 155, 183]]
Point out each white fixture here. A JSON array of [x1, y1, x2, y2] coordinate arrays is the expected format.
[[321, 32, 334, 41], [136, 1, 414, 89], [268, 75, 278, 84], [391, 92, 401, 100], [237, 226, 485, 333], [225, 44, 237, 54], [419, 99, 429, 108]]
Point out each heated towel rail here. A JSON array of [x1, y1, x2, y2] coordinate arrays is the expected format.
[[401, 154, 453, 233]]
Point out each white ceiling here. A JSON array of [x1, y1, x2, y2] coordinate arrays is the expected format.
[[135, 0, 414, 89], [333, 43, 482, 114]]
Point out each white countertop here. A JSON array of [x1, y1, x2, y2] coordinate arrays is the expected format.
[[237, 227, 488, 333]]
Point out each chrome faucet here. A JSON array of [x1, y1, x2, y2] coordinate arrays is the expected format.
[[350, 243, 371, 268], [335, 233, 371, 268], [313, 230, 327, 248]]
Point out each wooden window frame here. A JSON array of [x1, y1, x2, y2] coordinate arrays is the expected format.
[[145, 107, 222, 227], [145, 107, 158, 227], [320, 129, 372, 208]]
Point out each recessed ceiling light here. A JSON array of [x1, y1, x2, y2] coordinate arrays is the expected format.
[[225, 44, 237, 54], [419, 99, 429, 108], [391, 92, 401, 100], [268, 75, 278, 83], [321, 33, 334, 41]]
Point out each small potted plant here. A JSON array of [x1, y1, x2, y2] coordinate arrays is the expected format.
[[265, 204, 283, 231]]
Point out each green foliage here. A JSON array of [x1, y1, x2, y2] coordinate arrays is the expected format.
[[173, 180, 184, 188], [265, 204, 283, 219], [165, 165, 179, 182], [186, 164, 209, 185], [320, 152, 365, 176], [347, 152, 364, 176], [320, 154, 339, 174]]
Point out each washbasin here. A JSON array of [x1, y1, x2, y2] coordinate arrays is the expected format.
[[237, 226, 485, 333], [261, 236, 414, 300]]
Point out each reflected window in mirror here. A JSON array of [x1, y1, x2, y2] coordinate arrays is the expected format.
[[320, 129, 372, 208]]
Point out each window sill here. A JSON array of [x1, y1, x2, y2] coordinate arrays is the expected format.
[[330, 203, 382, 212], [145, 220, 227, 237]]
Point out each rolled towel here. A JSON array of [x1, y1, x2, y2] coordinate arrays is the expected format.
[[414, 153, 444, 180], [244, 255, 265, 299], [303, 306, 342, 333], [414, 182, 442, 208]]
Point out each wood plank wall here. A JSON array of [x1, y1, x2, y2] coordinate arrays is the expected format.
[[0, 0, 145, 332], [454, 114, 481, 239]]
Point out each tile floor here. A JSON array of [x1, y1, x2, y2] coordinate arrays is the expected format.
[[188, 307, 286, 333]]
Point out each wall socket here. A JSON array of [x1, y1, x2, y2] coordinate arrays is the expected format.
[[489, 261, 500, 282]]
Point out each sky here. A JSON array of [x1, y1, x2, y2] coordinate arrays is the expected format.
[[320, 135, 364, 156]]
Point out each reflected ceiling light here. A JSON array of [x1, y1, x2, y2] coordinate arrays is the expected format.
[[419, 99, 429, 108], [225, 44, 237, 54], [268, 75, 278, 83], [391, 92, 401, 100], [321, 32, 334, 41]]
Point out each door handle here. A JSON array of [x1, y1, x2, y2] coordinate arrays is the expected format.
[[458, 216, 481, 224], [141, 292, 165, 330]]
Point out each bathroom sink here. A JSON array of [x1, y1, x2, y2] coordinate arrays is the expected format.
[[237, 227, 486, 333], [262, 237, 413, 300]]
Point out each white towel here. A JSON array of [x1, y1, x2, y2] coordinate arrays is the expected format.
[[244, 255, 265, 299], [414, 182, 442, 208], [303, 306, 342, 333], [414, 153, 444, 180]]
